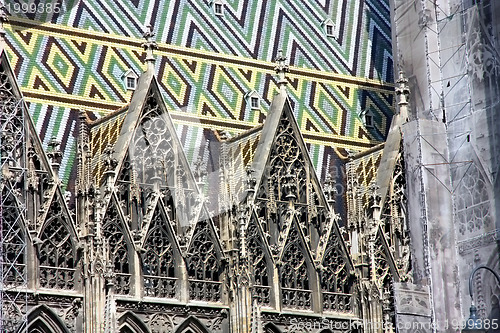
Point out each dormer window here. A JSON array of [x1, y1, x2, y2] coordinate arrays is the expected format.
[[365, 114, 373, 128], [322, 18, 336, 38], [245, 90, 261, 110], [126, 77, 136, 90], [122, 69, 139, 91], [361, 109, 374, 128], [250, 96, 259, 109], [326, 23, 334, 36], [215, 3, 223, 15], [210, 0, 224, 16]]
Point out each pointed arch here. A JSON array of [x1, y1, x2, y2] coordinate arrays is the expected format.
[[141, 202, 177, 299], [321, 229, 353, 313], [118, 311, 149, 333], [102, 195, 133, 295], [148, 313, 175, 333], [374, 227, 398, 285], [186, 215, 223, 302], [321, 244, 350, 293], [247, 214, 274, 306], [1, 191, 27, 287], [378, 148, 412, 282], [18, 305, 69, 333], [454, 161, 492, 235], [38, 199, 78, 290], [263, 322, 282, 333], [279, 221, 313, 310], [377, 148, 406, 237], [111, 77, 200, 231], [129, 85, 176, 187], [175, 316, 209, 333], [253, 97, 324, 207], [251, 92, 331, 250]]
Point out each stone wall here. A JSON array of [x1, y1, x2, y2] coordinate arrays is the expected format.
[[392, 0, 500, 330]]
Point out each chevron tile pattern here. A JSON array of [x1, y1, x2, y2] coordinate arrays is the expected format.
[[4, 0, 394, 189], [14, 0, 392, 79], [348, 149, 383, 207]]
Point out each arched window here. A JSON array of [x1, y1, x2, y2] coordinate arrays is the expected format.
[[268, 116, 307, 204], [38, 201, 77, 290], [142, 206, 176, 298], [186, 220, 221, 302], [455, 163, 491, 235], [131, 88, 175, 187], [247, 219, 271, 306], [280, 226, 311, 310], [103, 202, 131, 295], [22, 305, 68, 333], [118, 311, 149, 333], [321, 236, 352, 313], [175, 316, 210, 333], [1, 193, 26, 287]]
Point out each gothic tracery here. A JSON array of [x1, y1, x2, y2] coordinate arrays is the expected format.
[[186, 220, 221, 302], [38, 201, 77, 290], [280, 225, 311, 310], [247, 218, 271, 305], [103, 202, 132, 295], [142, 206, 176, 298], [0, 37, 409, 333]]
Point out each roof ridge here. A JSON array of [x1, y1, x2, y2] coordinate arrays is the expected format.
[[224, 123, 264, 144], [87, 104, 130, 127]]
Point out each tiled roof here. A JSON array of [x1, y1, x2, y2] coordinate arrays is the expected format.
[[3, 0, 394, 193]]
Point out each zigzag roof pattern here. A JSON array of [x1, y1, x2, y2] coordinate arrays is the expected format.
[[10, 0, 392, 79], [2, 0, 394, 193]]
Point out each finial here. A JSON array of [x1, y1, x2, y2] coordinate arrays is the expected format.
[[0, 3, 9, 42], [47, 137, 63, 172], [245, 167, 256, 195], [103, 144, 118, 172], [274, 49, 289, 89], [142, 25, 158, 71], [369, 181, 381, 210], [396, 71, 410, 106], [193, 157, 207, 186], [323, 175, 337, 207]]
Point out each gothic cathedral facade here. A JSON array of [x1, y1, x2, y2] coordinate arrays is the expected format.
[[0, 27, 412, 332]]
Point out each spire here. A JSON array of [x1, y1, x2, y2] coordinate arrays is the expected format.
[[274, 49, 289, 90], [142, 24, 158, 72]]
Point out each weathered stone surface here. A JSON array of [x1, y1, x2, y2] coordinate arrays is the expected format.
[[393, 282, 431, 316]]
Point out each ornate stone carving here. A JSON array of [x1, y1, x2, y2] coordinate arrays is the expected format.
[[142, 206, 176, 299], [147, 313, 174, 333], [186, 220, 221, 302], [454, 163, 491, 235], [321, 236, 352, 313], [247, 218, 271, 305], [38, 201, 77, 290], [102, 202, 131, 295], [280, 226, 311, 310]]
